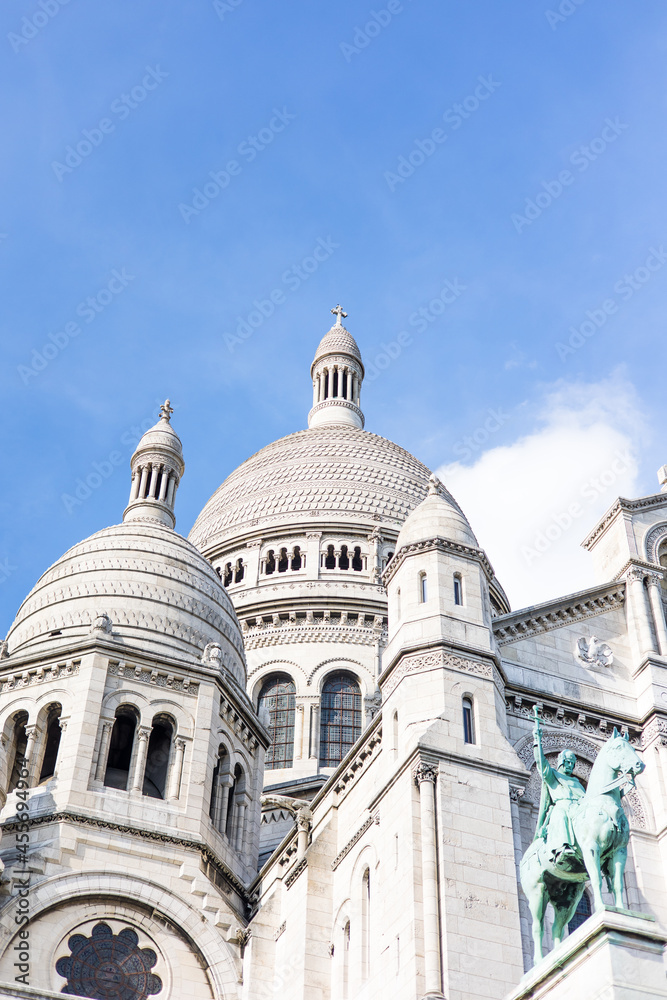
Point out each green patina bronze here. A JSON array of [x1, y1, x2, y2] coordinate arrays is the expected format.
[[520, 706, 646, 965]]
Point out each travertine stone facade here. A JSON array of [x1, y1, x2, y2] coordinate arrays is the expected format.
[[1, 315, 666, 1000]]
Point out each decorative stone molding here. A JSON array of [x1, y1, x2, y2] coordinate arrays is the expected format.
[[383, 536, 495, 586], [382, 648, 501, 699], [108, 661, 198, 696], [0, 659, 79, 692], [574, 635, 614, 669], [333, 728, 383, 801], [331, 814, 376, 870], [644, 522, 667, 563], [494, 583, 625, 646], [285, 857, 307, 889], [219, 693, 260, 754], [241, 612, 387, 652], [508, 695, 640, 746], [641, 714, 667, 749], [582, 493, 667, 550], [90, 611, 113, 635], [509, 785, 525, 803], [274, 921, 286, 941], [0, 810, 250, 902], [414, 761, 438, 785]]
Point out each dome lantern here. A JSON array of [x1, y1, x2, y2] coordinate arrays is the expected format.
[[124, 400, 185, 529], [308, 306, 365, 430]]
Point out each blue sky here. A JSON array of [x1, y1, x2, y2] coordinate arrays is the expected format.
[[2, 0, 667, 632]]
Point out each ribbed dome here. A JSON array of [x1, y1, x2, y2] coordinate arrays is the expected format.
[[396, 478, 477, 551], [189, 426, 439, 549], [312, 325, 363, 369], [6, 522, 247, 684]]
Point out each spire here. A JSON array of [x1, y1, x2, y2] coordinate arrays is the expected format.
[[123, 399, 185, 529], [308, 306, 365, 430]]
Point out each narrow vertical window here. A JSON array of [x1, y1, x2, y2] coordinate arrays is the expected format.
[[291, 546, 302, 570], [225, 767, 238, 839], [396, 587, 401, 620], [462, 697, 475, 744], [454, 574, 463, 606], [352, 547, 363, 571], [265, 551, 275, 575], [392, 710, 399, 759], [325, 545, 336, 569], [361, 868, 371, 981], [420, 572, 428, 604], [339, 545, 349, 570], [234, 558, 245, 582], [568, 891, 592, 933], [258, 674, 296, 769], [223, 562, 233, 586], [342, 921, 350, 999]]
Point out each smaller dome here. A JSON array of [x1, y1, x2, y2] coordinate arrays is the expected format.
[[396, 475, 477, 550], [132, 417, 183, 465], [312, 325, 363, 370]]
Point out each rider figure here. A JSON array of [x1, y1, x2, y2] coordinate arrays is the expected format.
[[533, 710, 585, 864]]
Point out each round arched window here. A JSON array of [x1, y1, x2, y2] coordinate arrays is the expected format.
[[258, 674, 296, 769], [319, 672, 362, 767]]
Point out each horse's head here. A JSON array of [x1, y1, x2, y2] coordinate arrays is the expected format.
[[603, 728, 645, 788]]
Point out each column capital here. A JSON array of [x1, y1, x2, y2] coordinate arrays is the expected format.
[[175, 737, 186, 752], [414, 760, 438, 786], [509, 785, 525, 803], [626, 568, 647, 583], [137, 726, 152, 743], [646, 571, 664, 587]]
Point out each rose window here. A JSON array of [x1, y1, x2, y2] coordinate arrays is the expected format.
[[56, 922, 162, 999]]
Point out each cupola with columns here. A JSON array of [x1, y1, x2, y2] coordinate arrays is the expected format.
[[308, 305, 365, 429], [124, 399, 185, 529]]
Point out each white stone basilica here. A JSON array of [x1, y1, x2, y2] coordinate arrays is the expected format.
[[0, 308, 666, 1000]]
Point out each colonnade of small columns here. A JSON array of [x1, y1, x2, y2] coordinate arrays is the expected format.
[[313, 364, 361, 406], [128, 462, 179, 506], [625, 567, 667, 660], [94, 713, 186, 802]]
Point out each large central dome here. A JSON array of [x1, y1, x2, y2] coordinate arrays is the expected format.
[[188, 425, 440, 550]]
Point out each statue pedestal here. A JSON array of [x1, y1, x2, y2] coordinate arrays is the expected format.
[[506, 906, 667, 1000]]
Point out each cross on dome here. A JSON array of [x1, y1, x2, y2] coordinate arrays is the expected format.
[[331, 304, 348, 327], [160, 399, 174, 423]]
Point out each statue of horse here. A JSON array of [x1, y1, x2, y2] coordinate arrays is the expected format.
[[520, 728, 645, 964]]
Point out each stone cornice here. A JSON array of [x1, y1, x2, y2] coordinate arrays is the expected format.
[[612, 558, 664, 581], [0, 810, 251, 906], [383, 536, 495, 587], [582, 493, 667, 551], [493, 581, 625, 646], [0, 657, 80, 694], [380, 642, 504, 699], [506, 692, 642, 746], [241, 611, 387, 651]]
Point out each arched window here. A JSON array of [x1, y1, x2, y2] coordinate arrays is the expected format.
[[462, 697, 475, 744], [278, 548, 289, 573], [291, 546, 302, 571], [7, 712, 28, 793], [568, 891, 591, 934], [339, 545, 350, 570], [352, 547, 363, 572], [265, 550, 275, 575], [104, 708, 137, 790], [39, 706, 62, 783], [258, 674, 296, 769], [225, 765, 238, 840], [234, 558, 245, 583], [143, 716, 173, 799], [209, 746, 231, 832], [419, 572, 428, 603], [225, 763, 246, 848], [223, 562, 233, 586], [361, 868, 371, 980], [325, 544, 336, 570], [454, 573, 463, 606], [319, 673, 362, 767]]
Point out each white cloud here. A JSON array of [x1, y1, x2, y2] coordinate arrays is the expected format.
[[437, 374, 646, 611]]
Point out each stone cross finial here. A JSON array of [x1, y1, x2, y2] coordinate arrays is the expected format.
[[331, 304, 347, 327], [428, 473, 442, 495], [159, 399, 174, 423]]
